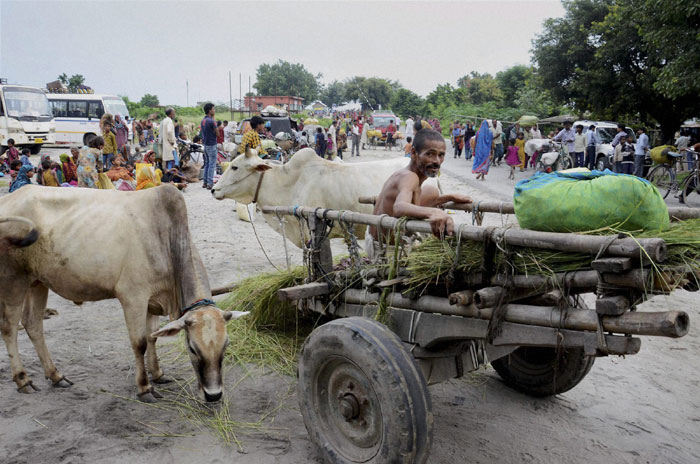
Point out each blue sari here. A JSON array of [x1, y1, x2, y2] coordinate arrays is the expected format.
[[9, 165, 33, 193], [472, 120, 493, 175]]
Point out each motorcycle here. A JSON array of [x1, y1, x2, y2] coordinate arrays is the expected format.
[[536, 141, 572, 173]]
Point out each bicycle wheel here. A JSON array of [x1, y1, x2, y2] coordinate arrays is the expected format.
[[647, 165, 675, 199], [681, 172, 700, 207], [394, 140, 404, 152]]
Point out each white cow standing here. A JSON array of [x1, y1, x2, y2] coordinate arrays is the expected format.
[[0, 185, 247, 402], [211, 148, 439, 247]]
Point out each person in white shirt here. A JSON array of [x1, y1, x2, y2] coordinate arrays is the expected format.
[[328, 120, 338, 159], [488, 119, 504, 164], [634, 127, 650, 177], [351, 122, 360, 157], [530, 125, 542, 139], [223, 120, 237, 143], [573, 124, 587, 167], [405, 117, 414, 138], [585, 125, 601, 170], [553, 121, 576, 162]]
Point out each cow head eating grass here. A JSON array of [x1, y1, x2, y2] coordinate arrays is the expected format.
[[152, 306, 249, 402]]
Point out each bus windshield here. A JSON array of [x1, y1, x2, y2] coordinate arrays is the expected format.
[[3, 87, 53, 121], [103, 97, 130, 118]]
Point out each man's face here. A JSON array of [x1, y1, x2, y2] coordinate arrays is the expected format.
[[637, 129, 643, 136], [413, 139, 446, 178], [256, 124, 264, 134], [209, 108, 216, 117], [564, 123, 572, 130]]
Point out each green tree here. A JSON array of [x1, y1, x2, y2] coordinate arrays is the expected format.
[[496, 65, 532, 104], [140, 94, 160, 107], [456, 72, 502, 105], [320, 80, 346, 107], [425, 83, 458, 107], [57, 73, 69, 85], [390, 88, 425, 119], [344, 77, 393, 111], [532, 0, 700, 142], [253, 60, 321, 102]]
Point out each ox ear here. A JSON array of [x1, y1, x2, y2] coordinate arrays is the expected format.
[[222, 310, 250, 322], [254, 163, 272, 172], [151, 318, 187, 338]]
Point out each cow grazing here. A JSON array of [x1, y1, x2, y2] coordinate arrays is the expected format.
[[0, 185, 247, 402], [211, 147, 438, 247]]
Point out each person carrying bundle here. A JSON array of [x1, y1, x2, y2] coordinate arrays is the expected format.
[[367, 129, 472, 260]]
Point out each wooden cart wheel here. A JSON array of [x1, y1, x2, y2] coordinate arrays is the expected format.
[[491, 346, 595, 397], [298, 317, 433, 464]]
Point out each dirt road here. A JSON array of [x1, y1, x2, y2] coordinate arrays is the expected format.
[[1, 146, 698, 463]]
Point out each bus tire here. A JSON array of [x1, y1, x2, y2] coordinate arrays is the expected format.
[[29, 144, 43, 155]]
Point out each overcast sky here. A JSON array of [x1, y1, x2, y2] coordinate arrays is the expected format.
[[1, 0, 564, 106]]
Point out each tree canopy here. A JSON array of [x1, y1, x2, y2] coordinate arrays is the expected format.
[[344, 77, 393, 111], [390, 88, 425, 119], [140, 94, 160, 107], [57, 73, 86, 92], [320, 80, 346, 107], [253, 60, 321, 102], [532, 0, 700, 141]]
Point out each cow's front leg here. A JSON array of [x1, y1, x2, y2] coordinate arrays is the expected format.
[[146, 313, 171, 384], [22, 284, 70, 387], [0, 300, 38, 393], [120, 300, 161, 402]]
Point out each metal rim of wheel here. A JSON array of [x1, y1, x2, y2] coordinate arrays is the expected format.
[[647, 165, 673, 199], [681, 172, 700, 206], [298, 317, 433, 464], [314, 357, 382, 461]]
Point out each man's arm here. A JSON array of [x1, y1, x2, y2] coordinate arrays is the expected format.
[[393, 173, 454, 236], [421, 193, 472, 208]]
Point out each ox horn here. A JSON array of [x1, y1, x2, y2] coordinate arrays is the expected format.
[[245, 146, 258, 158], [0, 216, 39, 249]]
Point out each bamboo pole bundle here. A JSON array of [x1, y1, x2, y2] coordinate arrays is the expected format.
[[261, 206, 667, 262], [358, 196, 699, 221], [341, 289, 689, 338]]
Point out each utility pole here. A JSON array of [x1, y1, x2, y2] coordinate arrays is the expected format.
[[186, 80, 189, 107], [229, 71, 233, 120]]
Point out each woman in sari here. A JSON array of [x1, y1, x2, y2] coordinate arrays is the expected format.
[[60, 153, 78, 185], [9, 165, 35, 193], [78, 136, 104, 188], [471, 120, 493, 181], [136, 166, 162, 190]]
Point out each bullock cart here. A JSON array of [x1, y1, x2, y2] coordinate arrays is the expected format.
[[257, 204, 693, 464]]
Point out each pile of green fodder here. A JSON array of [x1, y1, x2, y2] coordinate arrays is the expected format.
[[216, 267, 312, 376], [403, 219, 700, 293]]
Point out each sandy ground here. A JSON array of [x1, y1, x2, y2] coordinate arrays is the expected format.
[[1, 145, 699, 464]]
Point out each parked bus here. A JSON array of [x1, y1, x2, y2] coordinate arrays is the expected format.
[[47, 94, 130, 146], [0, 82, 55, 154]]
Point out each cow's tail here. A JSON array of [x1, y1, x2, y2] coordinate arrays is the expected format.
[[0, 216, 39, 249]]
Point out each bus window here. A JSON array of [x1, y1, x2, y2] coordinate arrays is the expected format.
[[68, 101, 87, 118], [51, 100, 68, 118], [88, 101, 104, 119]]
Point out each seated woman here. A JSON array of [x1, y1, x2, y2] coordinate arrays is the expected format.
[[136, 166, 162, 190], [9, 165, 35, 193], [106, 156, 134, 182], [60, 153, 78, 186], [40, 159, 60, 187], [161, 167, 188, 191]]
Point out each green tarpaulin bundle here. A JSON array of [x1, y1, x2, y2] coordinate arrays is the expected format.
[[514, 170, 669, 233]]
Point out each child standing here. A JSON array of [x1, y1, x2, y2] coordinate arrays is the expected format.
[[404, 136, 413, 157], [4, 138, 20, 168], [102, 122, 118, 170], [514, 132, 526, 171], [505, 144, 521, 179], [613, 135, 626, 173]]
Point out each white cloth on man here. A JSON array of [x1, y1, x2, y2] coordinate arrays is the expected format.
[[160, 116, 176, 162], [223, 121, 237, 143], [328, 124, 337, 155], [530, 127, 542, 139], [488, 120, 503, 145], [405, 118, 414, 137]]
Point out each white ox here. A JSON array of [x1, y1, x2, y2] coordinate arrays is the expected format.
[[211, 148, 437, 247], [0, 185, 247, 402], [525, 138, 554, 157]]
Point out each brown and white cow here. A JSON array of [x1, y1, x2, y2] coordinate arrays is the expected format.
[[0, 185, 247, 402]]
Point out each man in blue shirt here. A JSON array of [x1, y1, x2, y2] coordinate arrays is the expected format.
[[634, 127, 650, 177], [553, 121, 576, 164], [585, 124, 601, 170], [611, 123, 626, 148], [200, 103, 218, 189]]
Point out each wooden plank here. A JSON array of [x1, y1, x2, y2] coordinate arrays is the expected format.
[[591, 257, 633, 273], [277, 282, 329, 301], [596, 296, 630, 316]]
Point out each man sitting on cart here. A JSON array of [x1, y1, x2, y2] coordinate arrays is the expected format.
[[367, 129, 472, 259]]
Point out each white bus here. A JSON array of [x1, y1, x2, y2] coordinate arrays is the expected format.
[[0, 83, 56, 154], [47, 94, 131, 146]]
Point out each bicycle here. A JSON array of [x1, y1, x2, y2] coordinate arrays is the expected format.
[[646, 149, 698, 202], [535, 141, 572, 172]]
